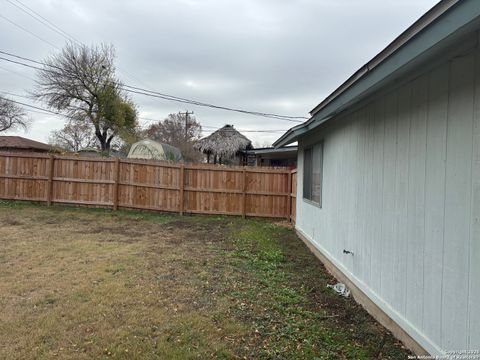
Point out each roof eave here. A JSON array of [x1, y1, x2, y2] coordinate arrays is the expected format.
[[273, 128, 305, 148], [248, 145, 298, 155], [273, 115, 333, 148], [309, 0, 460, 117], [274, 0, 479, 148]]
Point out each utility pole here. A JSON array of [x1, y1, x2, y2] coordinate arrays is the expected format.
[[179, 111, 194, 141]]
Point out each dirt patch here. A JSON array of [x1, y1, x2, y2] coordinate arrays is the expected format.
[[77, 225, 149, 239], [0, 217, 24, 226]]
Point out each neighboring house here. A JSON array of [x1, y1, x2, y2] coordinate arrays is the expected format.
[[0, 136, 52, 153], [195, 124, 253, 165], [246, 146, 297, 168], [274, 0, 480, 356], [127, 139, 182, 162]]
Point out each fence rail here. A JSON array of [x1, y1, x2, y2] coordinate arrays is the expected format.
[[0, 152, 296, 221]]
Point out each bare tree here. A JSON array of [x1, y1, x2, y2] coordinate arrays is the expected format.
[[145, 113, 203, 162], [33, 43, 138, 153], [0, 97, 29, 132], [49, 120, 97, 152]]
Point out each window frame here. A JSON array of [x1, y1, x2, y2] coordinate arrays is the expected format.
[[302, 141, 323, 208]]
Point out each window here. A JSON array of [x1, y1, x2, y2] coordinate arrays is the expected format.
[[303, 142, 323, 206]]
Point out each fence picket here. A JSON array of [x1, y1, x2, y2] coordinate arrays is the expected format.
[[179, 164, 185, 215], [0, 152, 296, 219], [47, 155, 54, 205]]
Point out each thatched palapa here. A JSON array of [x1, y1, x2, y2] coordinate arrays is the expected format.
[[194, 124, 253, 164]]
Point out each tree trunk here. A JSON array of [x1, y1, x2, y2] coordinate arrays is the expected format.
[[106, 134, 115, 152], [95, 126, 111, 153], [98, 135, 109, 152]]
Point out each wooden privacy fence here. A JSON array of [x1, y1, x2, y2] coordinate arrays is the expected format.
[[0, 152, 297, 221]]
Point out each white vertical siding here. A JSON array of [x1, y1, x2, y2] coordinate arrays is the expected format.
[[370, 98, 385, 295], [406, 74, 427, 328], [296, 46, 480, 355], [381, 91, 398, 308], [423, 63, 449, 347], [469, 44, 480, 350], [393, 82, 410, 317], [442, 53, 475, 351]]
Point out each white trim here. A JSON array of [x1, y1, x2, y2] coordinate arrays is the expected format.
[[295, 226, 445, 356]]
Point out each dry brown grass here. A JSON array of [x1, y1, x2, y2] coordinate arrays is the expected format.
[[0, 205, 242, 359], [0, 202, 411, 359]]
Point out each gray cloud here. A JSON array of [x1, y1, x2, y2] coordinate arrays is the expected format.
[[0, 0, 438, 146]]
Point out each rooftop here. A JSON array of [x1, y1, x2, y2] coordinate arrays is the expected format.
[[0, 136, 51, 151]]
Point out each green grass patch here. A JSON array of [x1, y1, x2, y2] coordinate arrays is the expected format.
[[225, 220, 405, 359]]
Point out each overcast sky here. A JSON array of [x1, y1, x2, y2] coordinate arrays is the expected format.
[[1, 0, 439, 147]]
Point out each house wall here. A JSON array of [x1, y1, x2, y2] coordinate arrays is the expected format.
[[256, 154, 297, 168], [296, 41, 480, 355]]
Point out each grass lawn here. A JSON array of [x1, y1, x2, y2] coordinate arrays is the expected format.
[[0, 201, 410, 359]]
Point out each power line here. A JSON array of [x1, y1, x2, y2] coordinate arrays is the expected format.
[[0, 55, 44, 72], [0, 50, 62, 70], [0, 51, 307, 122], [0, 95, 82, 125], [6, 0, 79, 44], [128, 114, 288, 130], [0, 92, 81, 120], [1, 2, 306, 122], [0, 92, 291, 139], [0, 90, 30, 99], [0, 90, 103, 120], [0, 95, 66, 116], [2, 3, 153, 92], [0, 13, 59, 49], [0, 93, 290, 136], [0, 90, 286, 129], [0, 92, 288, 133], [0, 51, 303, 121], [0, 55, 176, 118], [0, 64, 36, 81], [122, 85, 306, 122], [24, 108, 57, 116], [137, 117, 287, 132], [1, 95, 288, 135]]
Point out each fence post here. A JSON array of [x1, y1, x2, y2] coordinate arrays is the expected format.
[[179, 164, 185, 215], [46, 155, 54, 206], [286, 171, 292, 222], [242, 168, 247, 218], [112, 157, 120, 211]]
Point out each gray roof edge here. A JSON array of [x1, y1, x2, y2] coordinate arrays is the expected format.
[[273, 116, 332, 148], [247, 146, 298, 155], [273, 0, 477, 148], [309, 0, 460, 117]]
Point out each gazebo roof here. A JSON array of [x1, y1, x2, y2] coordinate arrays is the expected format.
[[194, 124, 252, 157]]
